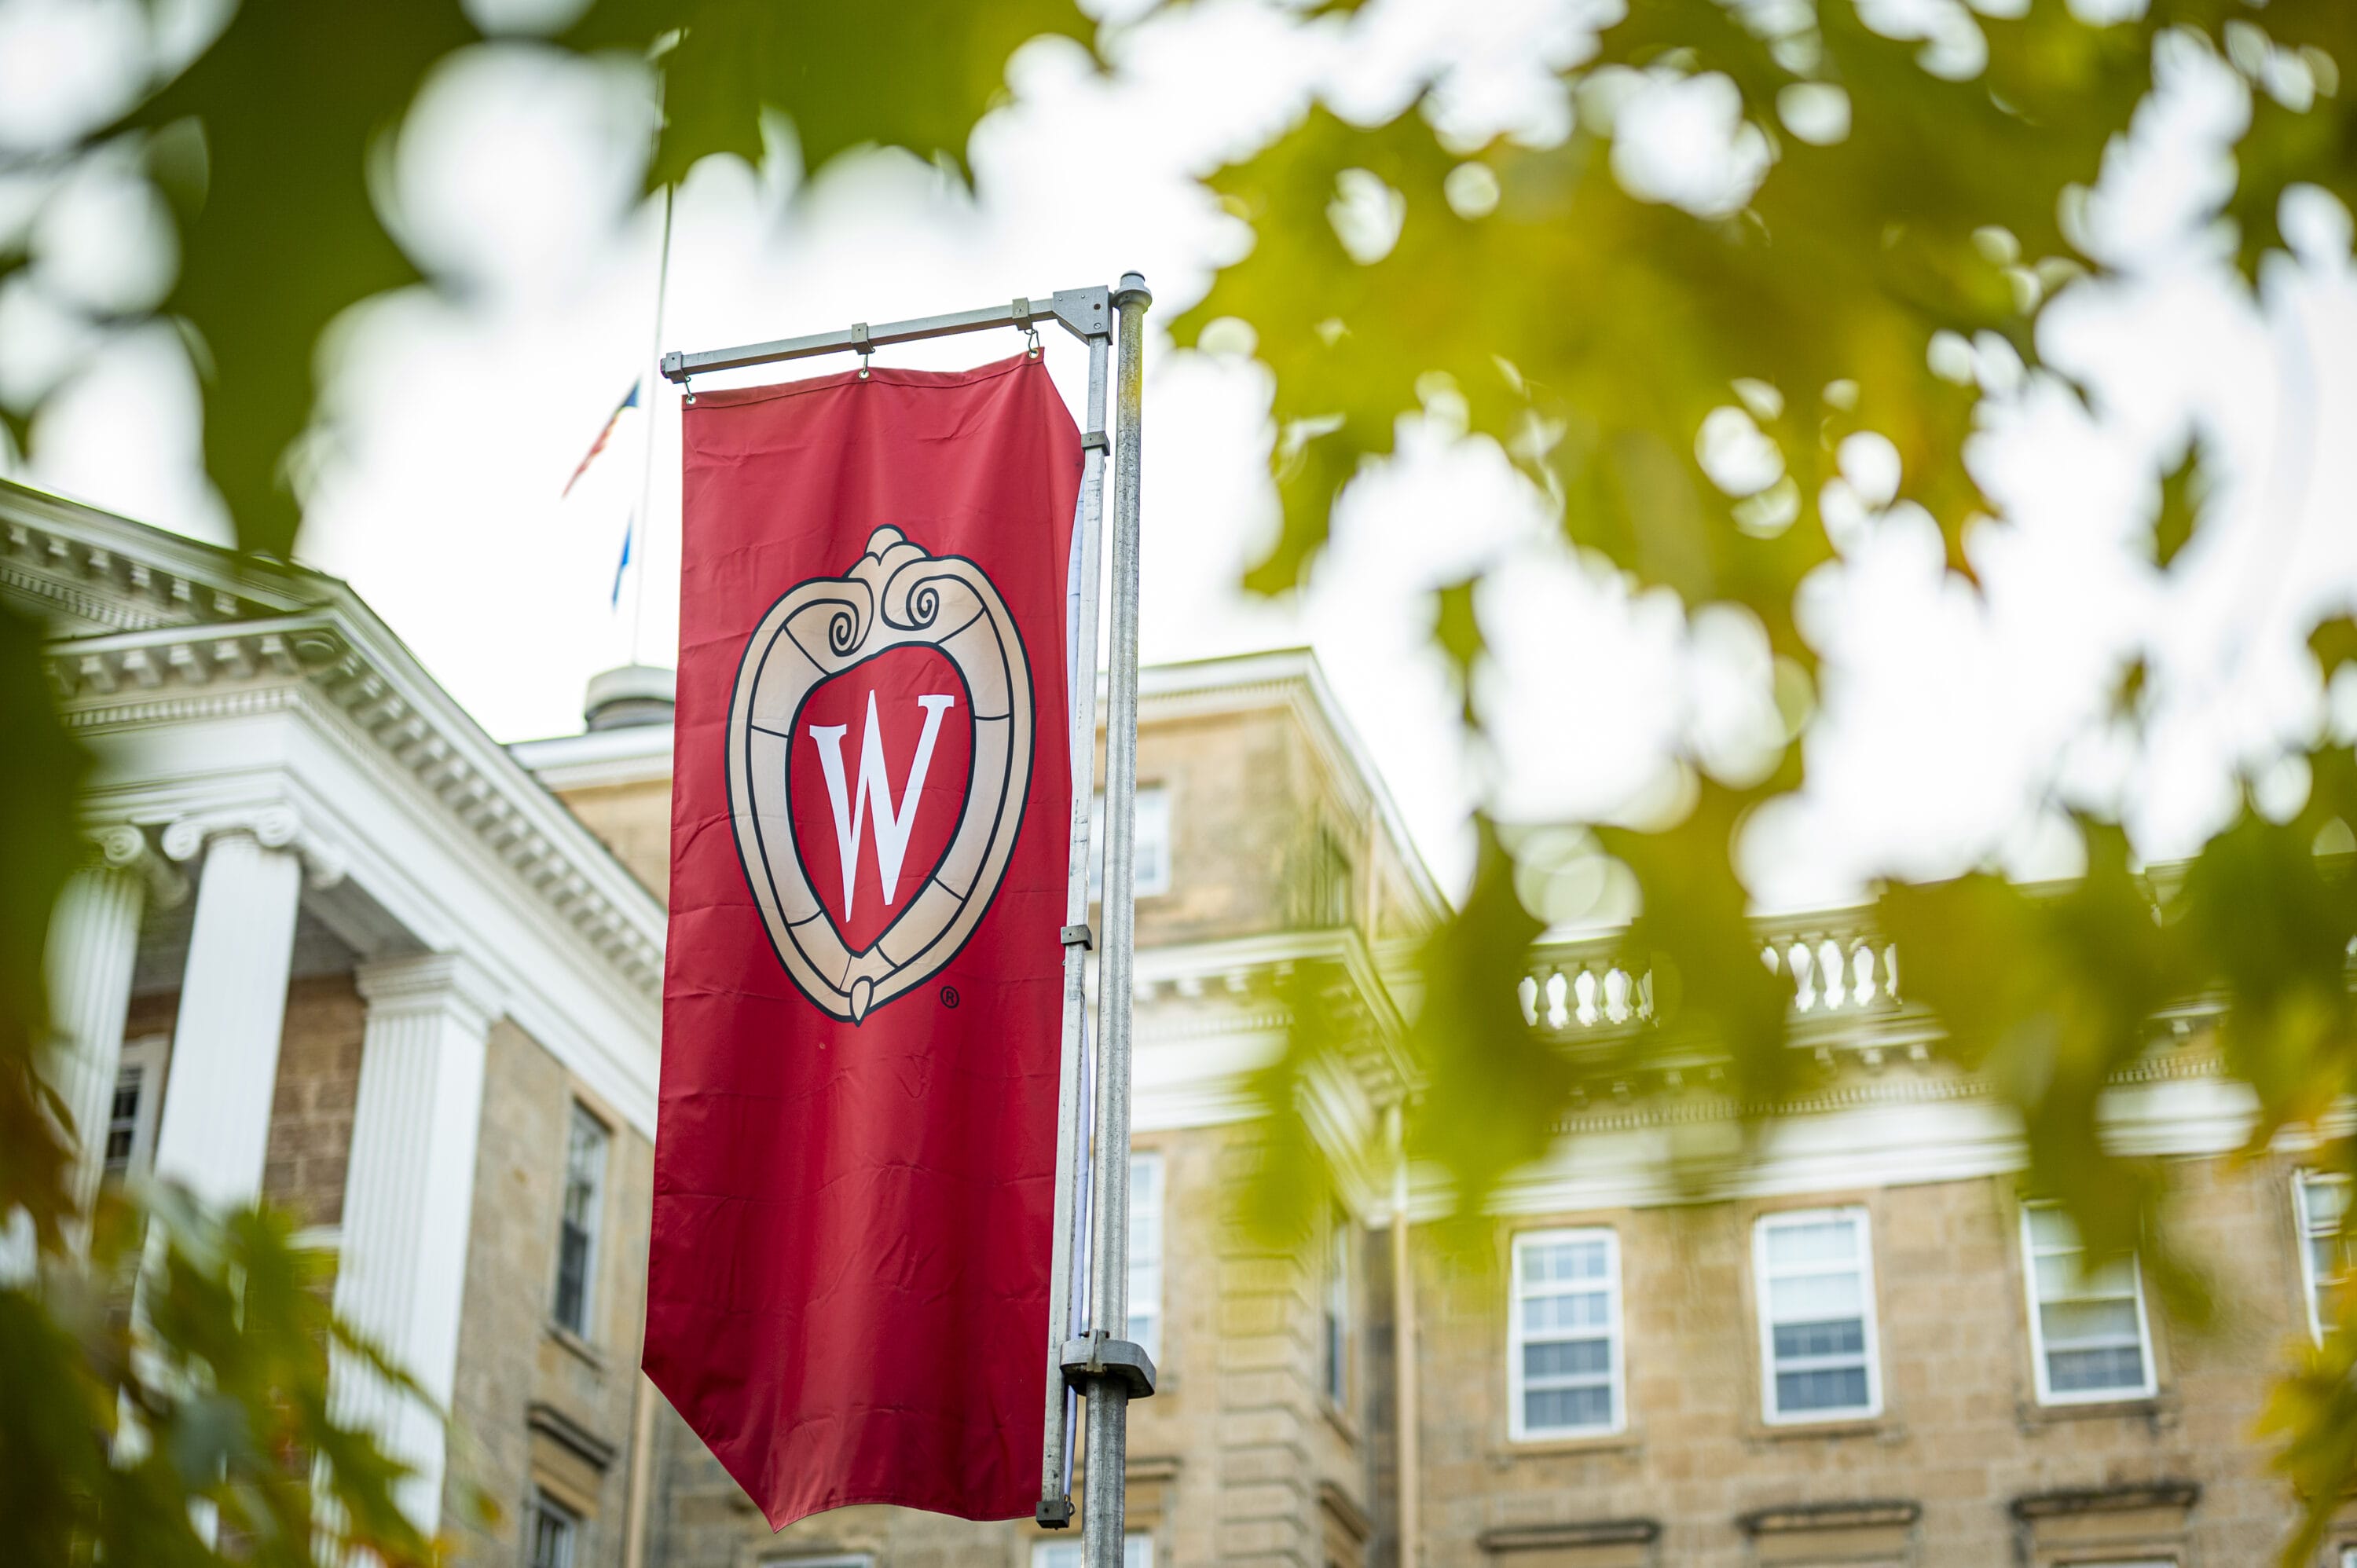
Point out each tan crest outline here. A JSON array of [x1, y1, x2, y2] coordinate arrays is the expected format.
[[726, 525, 1034, 1024]]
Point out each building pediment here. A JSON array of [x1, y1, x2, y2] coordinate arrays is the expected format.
[[5, 480, 665, 1013]]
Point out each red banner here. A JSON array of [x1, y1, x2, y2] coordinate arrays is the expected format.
[[648, 355, 1080, 1528]]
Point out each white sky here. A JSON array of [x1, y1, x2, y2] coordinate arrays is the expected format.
[[5, 0, 2354, 914]]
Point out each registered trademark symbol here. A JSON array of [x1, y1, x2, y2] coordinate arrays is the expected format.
[[940, 986, 960, 1009]]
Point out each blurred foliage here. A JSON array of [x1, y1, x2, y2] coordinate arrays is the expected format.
[[1189, 1, 2357, 1554], [5, 0, 2357, 1552], [0, 601, 439, 1564], [566, 0, 1094, 189], [4, 1181, 450, 1566], [0, 2, 1088, 1563], [0, 0, 1093, 555]]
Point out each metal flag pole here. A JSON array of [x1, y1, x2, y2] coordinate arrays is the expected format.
[[656, 280, 1153, 1537], [1076, 271, 1154, 1568], [1039, 302, 1113, 1529], [629, 184, 675, 666]]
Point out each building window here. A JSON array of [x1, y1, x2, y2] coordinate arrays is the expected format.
[[1090, 786, 1172, 899], [1128, 1151, 1163, 1361], [1033, 1534, 1153, 1568], [1754, 1207, 1882, 1423], [1508, 1227, 1623, 1440], [2297, 1171, 2350, 1341], [1322, 1209, 1351, 1407], [2022, 1204, 2157, 1404], [760, 1558, 873, 1568], [103, 1035, 168, 1181], [1306, 823, 1356, 928], [526, 1489, 580, 1568], [553, 1104, 610, 1338]]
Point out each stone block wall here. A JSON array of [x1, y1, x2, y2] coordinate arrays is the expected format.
[[444, 1017, 655, 1566], [262, 973, 365, 1228], [555, 777, 674, 901], [1409, 1160, 2318, 1567]]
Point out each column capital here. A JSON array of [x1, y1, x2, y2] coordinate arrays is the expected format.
[[80, 822, 189, 909], [354, 951, 504, 1035], [159, 804, 348, 890]]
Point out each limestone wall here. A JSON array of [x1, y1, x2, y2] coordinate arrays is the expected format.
[[1410, 1160, 2311, 1566], [443, 1017, 656, 1564]]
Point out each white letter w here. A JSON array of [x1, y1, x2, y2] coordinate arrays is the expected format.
[[807, 691, 957, 919]]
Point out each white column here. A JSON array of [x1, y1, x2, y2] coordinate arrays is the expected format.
[[46, 830, 149, 1216], [152, 831, 303, 1207], [332, 952, 499, 1533]]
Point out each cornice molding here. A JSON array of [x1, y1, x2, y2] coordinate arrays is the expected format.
[[2, 485, 310, 632], [42, 614, 665, 997]]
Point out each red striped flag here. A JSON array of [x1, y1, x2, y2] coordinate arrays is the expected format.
[[562, 379, 641, 496]]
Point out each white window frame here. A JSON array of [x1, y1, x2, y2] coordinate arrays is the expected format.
[[104, 1033, 169, 1181], [2296, 1170, 2350, 1343], [526, 1486, 581, 1568], [760, 1557, 873, 1568], [1127, 1151, 1163, 1362], [2020, 1204, 2158, 1406], [1322, 1208, 1351, 1409], [552, 1102, 610, 1339], [1506, 1226, 1626, 1442], [1033, 1533, 1153, 1568], [1754, 1206, 1883, 1425], [1090, 785, 1172, 899]]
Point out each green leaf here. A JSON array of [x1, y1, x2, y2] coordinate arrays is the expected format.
[[133, 0, 480, 559], [1402, 819, 1560, 1210], [2150, 439, 2212, 568], [566, 0, 1096, 189]]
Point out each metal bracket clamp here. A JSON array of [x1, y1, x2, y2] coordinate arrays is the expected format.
[[1061, 923, 1093, 950], [1061, 1335, 1157, 1400], [852, 320, 872, 379], [1036, 1497, 1075, 1530], [1080, 430, 1109, 453], [1047, 285, 1112, 343]]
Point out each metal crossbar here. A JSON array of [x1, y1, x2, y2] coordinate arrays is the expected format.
[[659, 288, 1112, 383]]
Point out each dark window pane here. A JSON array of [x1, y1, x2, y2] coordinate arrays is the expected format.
[[2048, 1344, 2144, 1393], [554, 1223, 590, 1333], [1776, 1365, 1869, 1412], [1772, 1317, 1864, 1359], [1524, 1383, 1612, 1431], [1523, 1338, 1610, 1379]]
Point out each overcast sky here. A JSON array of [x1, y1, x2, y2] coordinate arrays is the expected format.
[[5, 0, 2354, 915]]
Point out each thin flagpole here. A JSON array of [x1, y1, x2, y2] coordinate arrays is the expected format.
[[1040, 317, 1112, 1526], [1080, 270, 1150, 1568], [631, 184, 675, 667]]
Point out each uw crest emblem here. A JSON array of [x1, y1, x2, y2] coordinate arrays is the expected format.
[[726, 526, 1034, 1024]]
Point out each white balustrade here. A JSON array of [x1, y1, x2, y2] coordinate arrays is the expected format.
[[1521, 921, 1899, 1035]]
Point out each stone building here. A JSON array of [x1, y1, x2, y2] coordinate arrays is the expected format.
[[14, 478, 668, 1564], [19, 473, 2357, 1568]]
